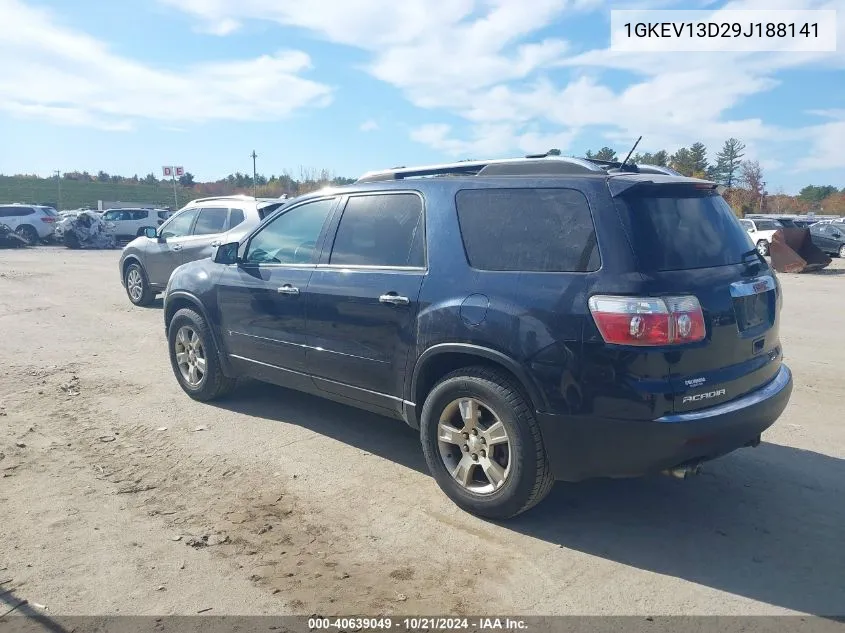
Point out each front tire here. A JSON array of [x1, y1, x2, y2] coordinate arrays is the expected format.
[[167, 308, 236, 401], [756, 240, 769, 257], [839, 245, 845, 258], [124, 263, 155, 306], [420, 366, 554, 519]]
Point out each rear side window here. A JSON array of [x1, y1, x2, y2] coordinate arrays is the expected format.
[[0, 206, 34, 217], [192, 207, 228, 235], [329, 193, 425, 267], [228, 208, 245, 229], [617, 188, 754, 272], [455, 188, 599, 272]]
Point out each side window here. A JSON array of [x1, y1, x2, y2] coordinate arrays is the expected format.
[[0, 207, 18, 218], [160, 209, 198, 238], [245, 198, 336, 264], [133, 210, 149, 221], [739, 220, 753, 231], [192, 207, 228, 235], [455, 188, 600, 272], [157, 211, 171, 220], [329, 194, 424, 267], [102, 210, 120, 221], [228, 208, 245, 230]]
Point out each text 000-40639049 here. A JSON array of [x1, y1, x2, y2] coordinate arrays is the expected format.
[[610, 9, 837, 52]]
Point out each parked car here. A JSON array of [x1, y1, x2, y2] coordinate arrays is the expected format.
[[119, 195, 288, 306], [739, 218, 782, 256], [101, 208, 171, 240], [0, 203, 58, 244], [809, 222, 845, 258], [160, 154, 793, 519]]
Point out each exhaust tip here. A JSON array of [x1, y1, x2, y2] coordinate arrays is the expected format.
[[662, 463, 702, 480]]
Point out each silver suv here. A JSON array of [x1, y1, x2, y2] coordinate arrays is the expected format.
[[0, 204, 58, 244], [119, 195, 288, 306]]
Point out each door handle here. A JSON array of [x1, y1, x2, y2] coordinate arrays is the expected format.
[[277, 284, 300, 296], [379, 293, 410, 306], [210, 240, 221, 247]]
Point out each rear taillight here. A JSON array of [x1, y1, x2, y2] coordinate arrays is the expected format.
[[588, 295, 706, 346], [40, 217, 55, 223]]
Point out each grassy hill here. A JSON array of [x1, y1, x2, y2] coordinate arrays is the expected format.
[[0, 176, 193, 210]]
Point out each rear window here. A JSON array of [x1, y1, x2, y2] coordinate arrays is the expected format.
[[755, 219, 782, 230], [617, 188, 754, 272], [455, 188, 600, 272]]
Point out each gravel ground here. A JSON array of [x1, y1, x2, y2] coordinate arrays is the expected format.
[[1, 247, 844, 617]]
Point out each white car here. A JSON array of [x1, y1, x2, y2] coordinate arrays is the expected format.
[[0, 203, 58, 244], [101, 208, 172, 240], [739, 218, 782, 256]]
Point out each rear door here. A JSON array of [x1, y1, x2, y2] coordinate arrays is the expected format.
[[0, 206, 28, 230], [613, 184, 783, 414], [304, 192, 426, 413]]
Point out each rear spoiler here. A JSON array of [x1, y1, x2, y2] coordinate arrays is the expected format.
[[607, 174, 719, 198]]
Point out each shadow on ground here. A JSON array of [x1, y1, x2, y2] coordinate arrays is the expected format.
[[216, 381, 845, 616]]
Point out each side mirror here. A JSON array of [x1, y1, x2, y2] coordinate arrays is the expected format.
[[143, 226, 158, 239], [213, 241, 240, 264]]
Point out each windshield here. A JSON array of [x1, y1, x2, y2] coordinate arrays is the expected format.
[[616, 187, 755, 272]]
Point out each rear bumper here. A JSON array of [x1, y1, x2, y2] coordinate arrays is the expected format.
[[536, 364, 793, 482]]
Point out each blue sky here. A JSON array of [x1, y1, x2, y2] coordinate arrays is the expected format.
[[0, 0, 842, 193]]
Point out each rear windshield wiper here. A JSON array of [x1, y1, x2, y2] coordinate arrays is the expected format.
[[740, 248, 767, 270]]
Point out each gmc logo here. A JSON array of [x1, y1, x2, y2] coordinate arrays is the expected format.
[[682, 388, 726, 404]]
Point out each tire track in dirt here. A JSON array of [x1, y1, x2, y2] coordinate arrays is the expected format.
[[3, 367, 496, 614]]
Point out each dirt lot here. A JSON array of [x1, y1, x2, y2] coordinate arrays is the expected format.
[[1, 247, 844, 617]]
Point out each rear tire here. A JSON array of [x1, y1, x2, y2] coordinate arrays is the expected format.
[[756, 240, 769, 257], [167, 308, 236, 402], [15, 225, 38, 245], [420, 366, 554, 519], [124, 262, 155, 307]]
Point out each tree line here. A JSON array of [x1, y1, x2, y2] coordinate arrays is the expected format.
[[584, 139, 845, 215], [48, 166, 356, 198]]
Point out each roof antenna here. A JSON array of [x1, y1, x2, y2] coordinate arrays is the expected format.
[[620, 136, 642, 167]]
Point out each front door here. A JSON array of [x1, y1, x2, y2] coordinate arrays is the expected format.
[[216, 197, 339, 379], [178, 207, 230, 266], [305, 192, 426, 414], [145, 208, 198, 287]]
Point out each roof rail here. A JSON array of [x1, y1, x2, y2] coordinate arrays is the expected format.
[[355, 156, 605, 183], [189, 194, 255, 203]]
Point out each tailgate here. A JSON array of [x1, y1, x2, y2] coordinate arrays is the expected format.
[[612, 181, 783, 414]]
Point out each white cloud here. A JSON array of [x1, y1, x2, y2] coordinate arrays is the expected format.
[[159, 0, 845, 178], [0, 0, 332, 130], [359, 119, 379, 132]]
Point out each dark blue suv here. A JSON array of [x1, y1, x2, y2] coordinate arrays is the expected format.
[[162, 155, 793, 519]]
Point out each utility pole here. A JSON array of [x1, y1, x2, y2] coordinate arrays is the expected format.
[[250, 150, 258, 198], [54, 170, 62, 211]]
